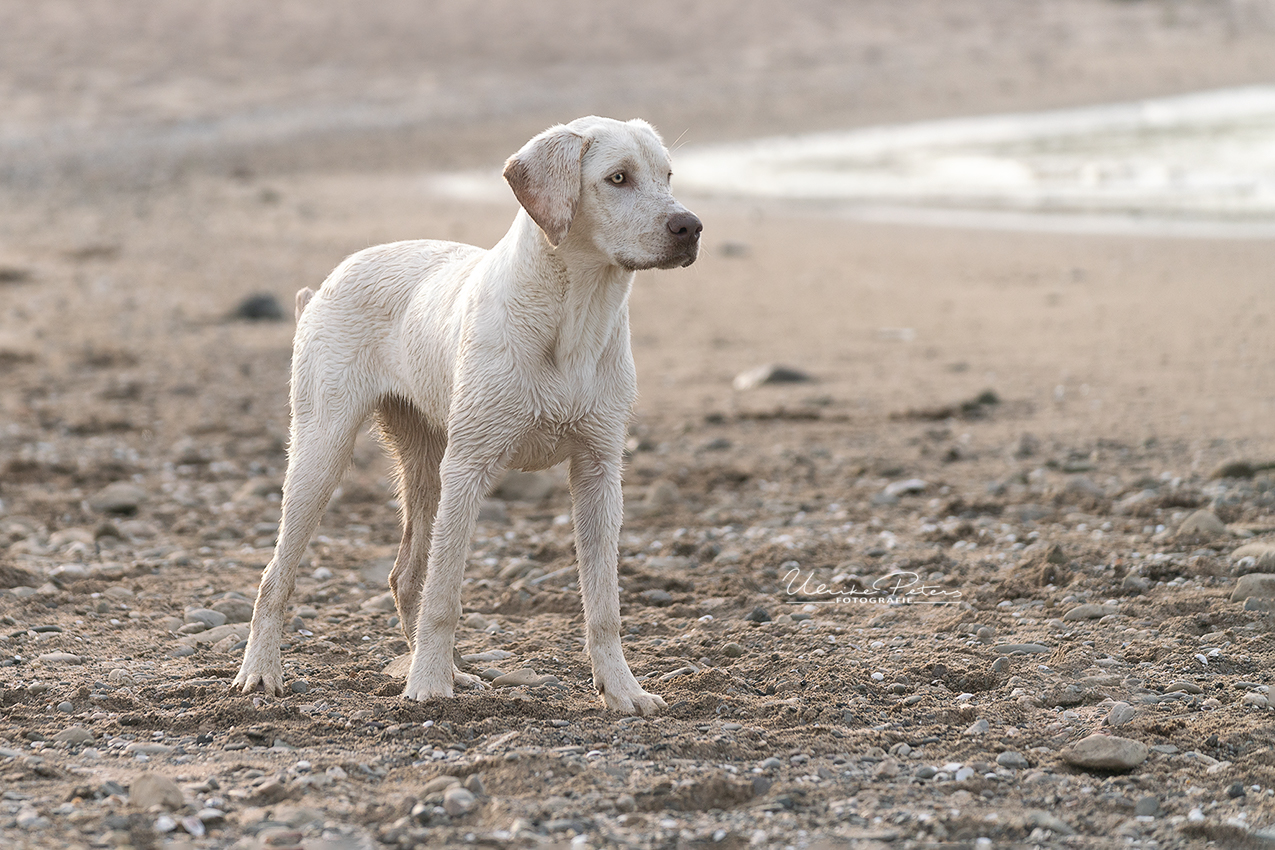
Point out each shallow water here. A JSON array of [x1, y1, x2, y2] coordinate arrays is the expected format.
[[671, 86, 1275, 238]]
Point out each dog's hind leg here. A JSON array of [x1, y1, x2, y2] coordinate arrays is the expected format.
[[235, 372, 372, 696]]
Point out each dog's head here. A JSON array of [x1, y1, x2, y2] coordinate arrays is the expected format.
[[503, 116, 701, 270]]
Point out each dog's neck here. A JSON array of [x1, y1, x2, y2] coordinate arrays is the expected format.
[[505, 210, 634, 370]]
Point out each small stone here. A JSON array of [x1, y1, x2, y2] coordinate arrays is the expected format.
[[130, 773, 184, 810], [914, 765, 938, 779], [758, 757, 783, 770], [464, 612, 490, 630], [1062, 603, 1118, 621], [422, 775, 461, 794], [615, 793, 637, 813], [177, 623, 249, 647], [996, 751, 1029, 769], [1135, 795, 1160, 816], [744, 607, 771, 623], [56, 701, 74, 714], [1231, 574, 1275, 603], [1174, 510, 1227, 541], [170, 645, 196, 658], [88, 482, 147, 515], [1230, 543, 1275, 572], [125, 742, 174, 755], [1226, 782, 1246, 799], [37, 652, 83, 665], [965, 719, 990, 736], [492, 668, 545, 687], [53, 726, 95, 744], [360, 591, 397, 612], [442, 787, 475, 817], [976, 626, 996, 643], [464, 774, 484, 796], [640, 589, 673, 606], [1165, 681, 1203, 695], [232, 293, 285, 321], [1060, 734, 1148, 771], [955, 766, 976, 781], [733, 363, 811, 390], [884, 478, 928, 498], [992, 643, 1050, 654], [1106, 701, 1137, 727], [492, 470, 557, 502], [722, 642, 745, 658], [1242, 692, 1269, 708], [289, 680, 309, 694], [991, 656, 1010, 674], [185, 608, 228, 628]]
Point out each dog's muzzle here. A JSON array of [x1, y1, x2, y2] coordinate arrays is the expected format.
[[667, 210, 702, 267]]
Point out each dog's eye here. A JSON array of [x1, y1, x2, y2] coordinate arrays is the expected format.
[[609, 172, 626, 185]]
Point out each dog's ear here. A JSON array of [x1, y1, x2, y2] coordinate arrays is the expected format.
[[503, 127, 591, 247]]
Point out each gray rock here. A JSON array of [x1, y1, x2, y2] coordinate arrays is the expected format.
[[1062, 603, 1118, 621], [211, 598, 254, 623], [993, 643, 1051, 655], [177, 623, 248, 647], [996, 751, 1030, 769], [1025, 810, 1075, 836], [492, 470, 557, 502], [965, 719, 990, 736], [1106, 701, 1137, 727], [884, 478, 928, 498], [1231, 543, 1275, 572], [1231, 573, 1275, 602], [1165, 681, 1203, 695], [640, 589, 673, 606], [733, 363, 812, 390], [37, 652, 83, 665], [88, 482, 148, 515], [722, 642, 745, 658], [442, 787, 475, 817], [1135, 795, 1160, 816], [991, 657, 1010, 674], [492, 669, 546, 687], [184, 608, 228, 628], [745, 607, 771, 623], [1175, 510, 1227, 541], [233, 293, 286, 321], [53, 726, 95, 744], [130, 773, 184, 810], [1060, 734, 1148, 771], [360, 592, 398, 612]]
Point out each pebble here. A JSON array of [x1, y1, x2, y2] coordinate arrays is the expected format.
[[56, 701, 74, 714], [733, 363, 811, 390], [1060, 734, 1148, 771], [1230, 573, 1275, 602], [1227, 782, 1247, 799], [744, 607, 771, 623], [914, 765, 938, 779], [758, 757, 783, 770], [991, 656, 1010, 674], [993, 643, 1050, 655], [1230, 543, 1275, 571], [1106, 702, 1137, 727], [1061, 603, 1118, 621], [360, 592, 398, 612], [492, 470, 557, 502], [640, 589, 673, 605], [1165, 681, 1203, 695], [492, 668, 546, 687], [232, 293, 285, 321], [211, 598, 255, 623], [88, 481, 148, 514], [53, 726, 95, 744], [130, 773, 184, 810], [1135, 795, 1160, 816], [1241, 693, 1269, 708], [1174, 509, 1227, 540], [996, 751, 1030, 769], [125, 742, 174, 755], [442, 787, 475, 816], [37, 652, 83, 665], [884, 478, 928, 498], [185, 608, 228, 628], [178, 623, 249, 647], [965, 719, 989, 736], [290, 679, 309, 694], [722, 642, 745, 658]]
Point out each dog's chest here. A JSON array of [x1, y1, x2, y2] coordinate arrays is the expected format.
[[508, 422, 574, 472]]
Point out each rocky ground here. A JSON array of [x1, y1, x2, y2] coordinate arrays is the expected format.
[[4, 1, 1275, 848]]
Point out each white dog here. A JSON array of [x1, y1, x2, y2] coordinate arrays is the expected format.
[[233, 116, 701, 715]]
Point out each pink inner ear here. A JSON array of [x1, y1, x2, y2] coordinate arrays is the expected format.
[[503, 129, 588, 247]]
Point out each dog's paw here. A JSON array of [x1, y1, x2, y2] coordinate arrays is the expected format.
[[600, 682, 666, 716], [233, 662, 285, 697], [403, 662, 455, 702], [454, 668, 488, 691]]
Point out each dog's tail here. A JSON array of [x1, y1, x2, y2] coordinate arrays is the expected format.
[[294, 287, 315, 322]]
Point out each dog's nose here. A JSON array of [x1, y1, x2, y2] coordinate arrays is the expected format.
[[667, 211, 702, 241]]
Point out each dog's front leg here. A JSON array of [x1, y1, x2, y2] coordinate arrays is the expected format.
[[402, 441, 506, 701], [569, 444, 667, 716]]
